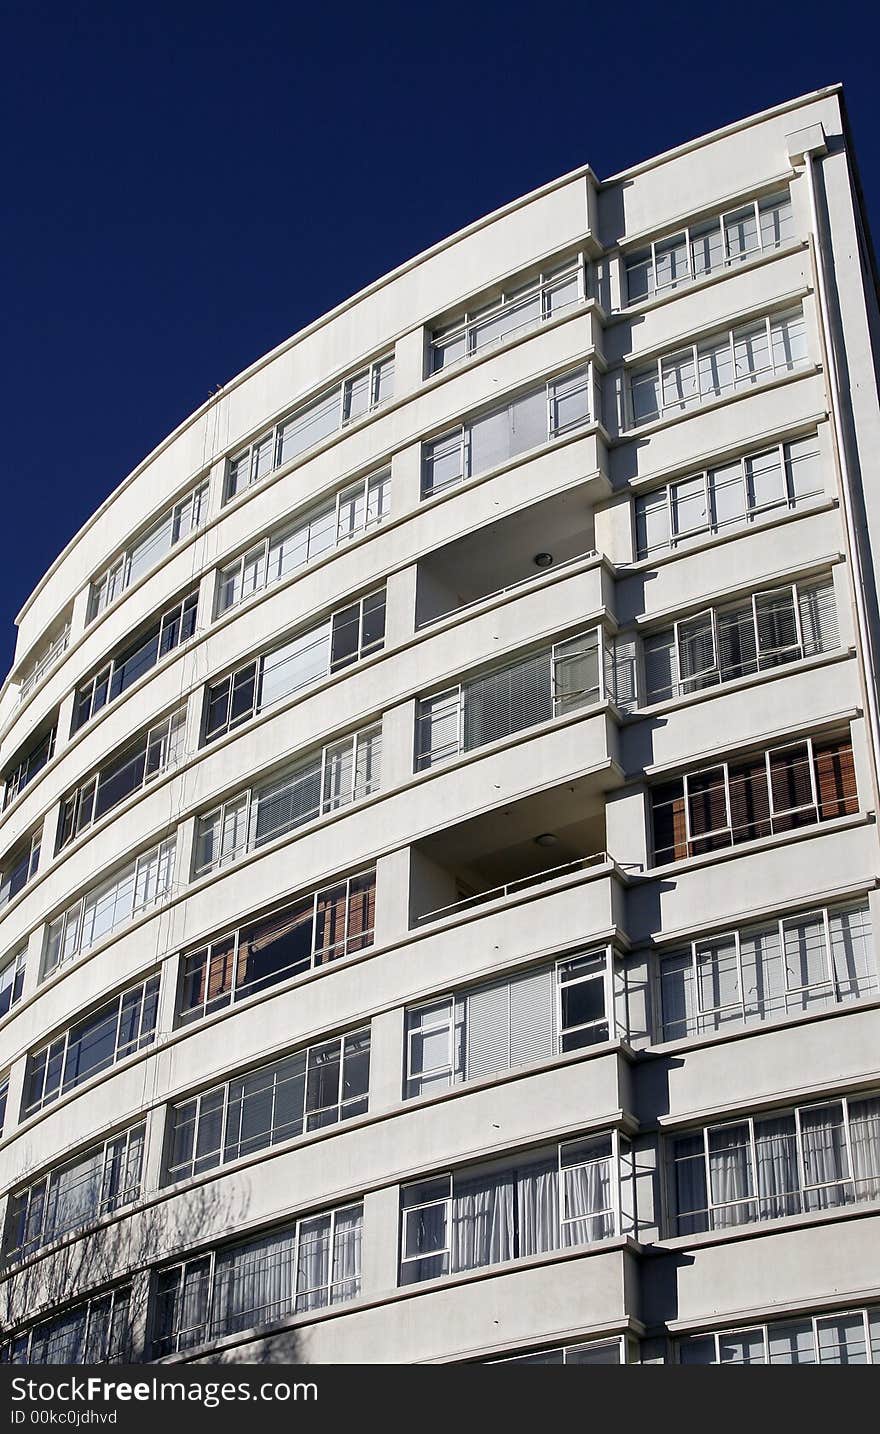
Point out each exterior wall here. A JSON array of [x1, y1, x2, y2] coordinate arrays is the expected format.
[[2, 83, 880, 1366]]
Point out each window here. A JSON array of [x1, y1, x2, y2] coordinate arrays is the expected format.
[[404, 951, 614, 1099], [623, 432, 821, 555], [643, 574, 838, 704], [1, 1286, 134, 1365], [202, 589, 386, 744], [400, 1134, 626, 1285], [165, 1029, 369, 1183], [0, 946, 27, 1018], [0, 829, 41, 910], [194, 724, 381, 876], [627, 307, 809, 429], [178, 869, 376, 1024], [23, 976, 160, 1115], [215, 471, 390, 617], [224, 357, 394, 504], [625, 191, 794, 304], [671, 1093, 880, 1237], [59, 709, 186, 852], [152, 1203, 363, 1356], [18, 622, 72, 704], [3, 725, 56, 810], [42, 838, 176, 981], [429, 257, 585, 371], [0, 1073, 8, 1136], [5, 1123, 146, 1260], [73, 591, 198, 734], [659, 899, 875, 1042], [88, 481, 208, 623], [422, 365, 595, 498], [679, 1308, 880, 1364], [650, 734, 857, 865], [493, 1337, 626, 1364], [415, 628, 626, 769]]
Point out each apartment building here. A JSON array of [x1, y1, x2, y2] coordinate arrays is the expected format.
[[1, 83, 879, 1365]]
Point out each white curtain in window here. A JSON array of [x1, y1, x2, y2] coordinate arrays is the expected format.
[[847, 1098, 880, 1203], [451, 1171, 516, 1271], [754, 1116, 799, 1219]]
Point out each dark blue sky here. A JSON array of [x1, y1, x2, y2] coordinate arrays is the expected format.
[[2, 0, 877, 671]]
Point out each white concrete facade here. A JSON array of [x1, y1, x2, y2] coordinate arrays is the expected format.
[[2, 84, 880, 1366]]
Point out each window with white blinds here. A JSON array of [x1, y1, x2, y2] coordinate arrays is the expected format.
[[643, 574, 839, 705], [404, 951, 614, 1098], [658, 899, 875, 1041], [421, 364, 596, 497], [193, 724, 381, 875], [415, 628, 632, 769]]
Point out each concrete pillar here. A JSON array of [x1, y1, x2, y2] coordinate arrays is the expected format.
[[391, 442, 423, 516], [373, 848, 412, 947], [384, 564, 418, 649], [382, 699, 416, 790], [369, 1007, 405, 1114], [360, 1185, 400, 1300], [394, 327, 427, 393]]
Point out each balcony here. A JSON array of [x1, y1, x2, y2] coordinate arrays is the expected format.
[[415, 491, 598, 629]]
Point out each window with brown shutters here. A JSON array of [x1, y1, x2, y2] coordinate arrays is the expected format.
[[768, 742, 816, 830], [651, 780, 688, 863], [651, 734, 857, 866], [814, 739, 859, 819], [687, 767, 730, 853], [728, 756, 772, 843]]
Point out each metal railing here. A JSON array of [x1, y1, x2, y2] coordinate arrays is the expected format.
[[416, 853, 609, 926]]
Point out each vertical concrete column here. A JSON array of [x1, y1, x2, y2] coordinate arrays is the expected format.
[[394, 327, 427, 394], [20, 923, 47, 1000], [848, 716, 873, 817], [384, 564, 418, 650], [373, 848, 412, 948], [360, 1185, 401, 1300], [142, 1104, 170, 1196], [197, 566, 219, 630], [55, 686, 78, 757], [605, 785, 649, 876], [382, 699, 416, 791], [126, 1268, 154, 1363], [832, 557, 857, 650], [391, 442, 424, 517], [154, 951, 182, 1039], [369, 1007, 405, 1114], [173, 814, 198, 895], [69, 582, 93, 645], [206, 455, 229, 519], [39, 800, 63, 873], [595, 495, 635, 568], [4, 1053, 29, 1134]]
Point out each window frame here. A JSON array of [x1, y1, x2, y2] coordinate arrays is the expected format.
[[626, 307, 808, 430], [87, 483, 209, 625], [623, 190, 794, 306]]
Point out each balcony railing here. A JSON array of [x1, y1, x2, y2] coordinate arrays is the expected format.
[[415, 853, 609, 926]]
